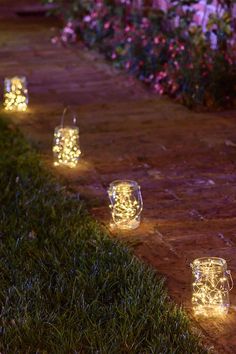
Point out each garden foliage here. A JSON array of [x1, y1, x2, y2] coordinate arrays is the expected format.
[[44, 0, 236, 108]]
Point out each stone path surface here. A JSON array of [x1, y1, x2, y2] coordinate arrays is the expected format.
[[1, 1, 236, 353]]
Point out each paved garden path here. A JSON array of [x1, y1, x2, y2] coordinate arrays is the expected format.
[[1, 1, 236, 353]]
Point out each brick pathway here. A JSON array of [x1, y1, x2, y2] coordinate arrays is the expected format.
[[1, 2, 236, 353]]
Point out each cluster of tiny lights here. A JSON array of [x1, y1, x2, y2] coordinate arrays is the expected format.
[[109, 181, 142, 229], [192, 258, 231, 317], [53, 127, 81, 168], [4, 77, 28, 111]]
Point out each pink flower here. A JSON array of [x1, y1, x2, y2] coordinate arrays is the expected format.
[[141, 17, 150, 29], [154, 83, 164, 94], [83, 15, 91, 23], [156, 71, 167, 80], [152, 0, 169, 12], [171, 83, 179, 93], [61, 22, 77, 43], [125, 61, 131, 69], [104, 22, 110, 29], [174, 61, 180, 70], [51, 36, 59, 44], [91, 12, 98, 19]]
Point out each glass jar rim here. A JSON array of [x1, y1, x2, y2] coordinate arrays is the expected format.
[[192, 257, 227, 270], [55, 125, 79, 131], [5, 76, 27, 82], [109, 180, 140, 189]]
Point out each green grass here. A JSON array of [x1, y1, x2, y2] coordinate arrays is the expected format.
[[0, 114, 207, 353]]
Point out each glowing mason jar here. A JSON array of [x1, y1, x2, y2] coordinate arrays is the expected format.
[[53, 107, 81, 168], [108, 180, 143, 230], [4, 76, 28, 111], [191, 257, 233, 317]]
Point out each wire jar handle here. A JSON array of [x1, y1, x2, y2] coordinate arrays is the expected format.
[[226, 270, 234, 291], [60, 106, 77, 127]]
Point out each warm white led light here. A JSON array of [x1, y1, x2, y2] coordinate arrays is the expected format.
[[108, 180, 143, 230], [191, 257, 233, 317], [4, 76, 28, 111]]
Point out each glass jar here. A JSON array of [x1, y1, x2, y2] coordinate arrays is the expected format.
[[191, 257, 233, 317], [108, 180, 143, 230], [4, 76, 28, 111], [53, 107, 81, 168]]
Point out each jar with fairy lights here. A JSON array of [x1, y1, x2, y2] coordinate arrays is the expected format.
[[4, 76, 28, 111], [108, 180, 143, 230], [53, 107, 81, 168], [191, 257, 233, 317]]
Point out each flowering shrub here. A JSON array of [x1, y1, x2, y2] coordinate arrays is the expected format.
[[45, 0, 236, 109]]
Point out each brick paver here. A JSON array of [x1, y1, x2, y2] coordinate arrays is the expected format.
[[1, 2, 236, 353]]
